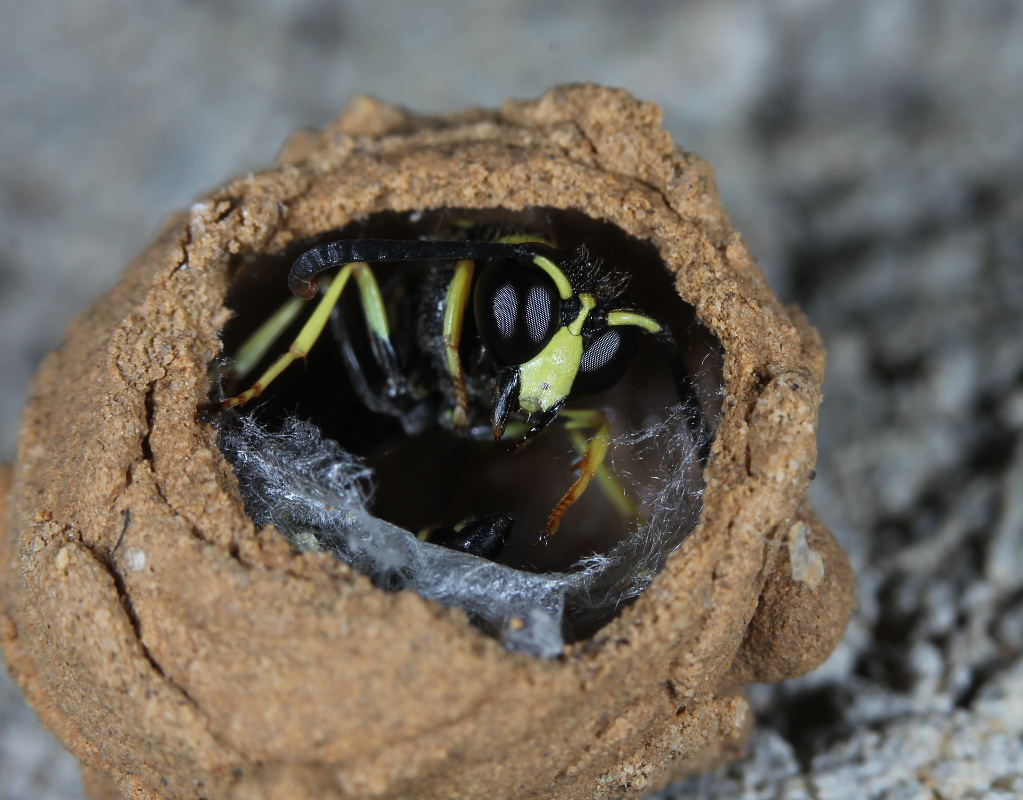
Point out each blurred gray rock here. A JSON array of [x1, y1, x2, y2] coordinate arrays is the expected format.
[[2, 1, 1021, 798]]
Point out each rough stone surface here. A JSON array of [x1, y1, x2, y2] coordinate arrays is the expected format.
[[3, 2, 1022, 799]]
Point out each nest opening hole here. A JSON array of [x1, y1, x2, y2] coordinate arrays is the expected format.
[[215, 207, 723, 654]]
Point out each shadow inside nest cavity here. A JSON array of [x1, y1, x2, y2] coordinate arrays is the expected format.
[[213, 206, 724, 652]]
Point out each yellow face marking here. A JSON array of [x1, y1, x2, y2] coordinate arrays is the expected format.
[[517, 295, 595, 413], [569, 293, 596, 335], [517, 327, 583, 413]]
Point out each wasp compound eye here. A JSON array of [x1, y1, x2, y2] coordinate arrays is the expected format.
[[572, 326, 640, 398], [474, 258, 559, 366]]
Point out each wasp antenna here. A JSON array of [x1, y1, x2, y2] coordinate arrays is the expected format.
[[289, 246, 331, 299], [650, 324, 709, 454], [608, 310, 707, 452], [289, 239, 556, 299]]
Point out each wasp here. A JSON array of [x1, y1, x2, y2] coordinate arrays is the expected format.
[[222, 232, 705, 556]]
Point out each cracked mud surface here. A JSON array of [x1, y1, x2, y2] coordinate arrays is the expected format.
[[3, 1, 1023, 799], [2, 85, 848, 799]]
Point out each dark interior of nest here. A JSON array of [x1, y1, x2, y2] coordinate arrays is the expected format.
[[214, 207, 723, 574]]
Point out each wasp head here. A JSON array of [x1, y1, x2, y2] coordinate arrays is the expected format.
[[476, 247, 645, 448]]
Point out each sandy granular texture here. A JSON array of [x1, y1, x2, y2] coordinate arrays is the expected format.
[[0, 86, 853, 800]]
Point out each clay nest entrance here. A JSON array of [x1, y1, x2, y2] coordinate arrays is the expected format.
[[214, 206, 723, 654], [1, 87, 854, 800]]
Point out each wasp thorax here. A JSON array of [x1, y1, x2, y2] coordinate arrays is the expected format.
[[474, 258, 559, 366]]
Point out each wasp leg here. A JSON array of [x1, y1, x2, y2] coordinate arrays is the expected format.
[[565, 428, 638, 522], [442, 258, 475, 428], [223, 262, 393, 409], [542, 408, 630, 540], [230, 296, 306, 381]]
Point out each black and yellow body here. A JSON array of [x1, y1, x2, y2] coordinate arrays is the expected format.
[[223, 232, 704, 552]]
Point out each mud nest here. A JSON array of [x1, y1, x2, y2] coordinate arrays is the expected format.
[[0, 85, 854, 800]]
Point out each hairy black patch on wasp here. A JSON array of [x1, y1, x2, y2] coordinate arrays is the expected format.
[[217, 208, 721, 574]]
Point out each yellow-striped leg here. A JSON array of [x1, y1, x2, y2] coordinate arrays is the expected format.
[[442, 259, 475, 428], [222, 262, 392, 409], [566, 429, 638, 521], [543, 408, 628, 539], [231, 296, 305, 381], [440, 235, 555, 428]]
